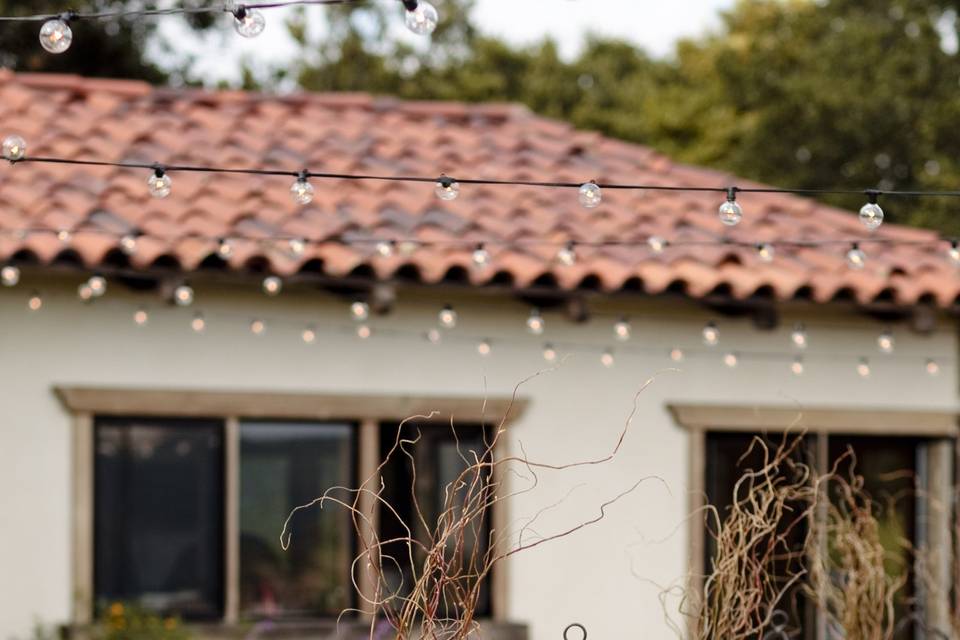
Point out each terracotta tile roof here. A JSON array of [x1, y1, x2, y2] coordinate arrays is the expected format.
[[0, 70, 955, 307]]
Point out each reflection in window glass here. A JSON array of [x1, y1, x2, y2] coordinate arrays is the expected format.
[[95, 418, 224, 619], [240, 422, 354, 617]]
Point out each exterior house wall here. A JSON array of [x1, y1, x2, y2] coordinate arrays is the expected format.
[[0, 276, 956, 640]]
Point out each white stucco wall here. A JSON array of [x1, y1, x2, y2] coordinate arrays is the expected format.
[[0, 275, 956, 640]]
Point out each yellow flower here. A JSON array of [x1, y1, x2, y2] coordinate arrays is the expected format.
[[109, 603, 125, 617]]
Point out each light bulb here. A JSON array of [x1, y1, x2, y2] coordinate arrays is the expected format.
[[718, 189, 743, 226], [557, 242, 577, 266], [2, 135, 26, 161], [601, 349, 615, 368], [670, 348, 685, 363], [233, 7, 266, 38], [87, 275, 107, 298], [250, 319, 266, 336], [398, 240, 420, 256], [926, 359, 941, 376], [614, 318, 631, 341], [302, 326, 317, 344], [174, 284, 194, 307], [291, 176, 314, 205], [288, 238, 306, 258], [120, 233, 138, 256], [543, 343, 558, 363], [790, 323, 808, 349], [647, 236, 667, 254], [134, 308, 149, 326], [877, 329, 895, 354], [472, 244, 490, 269], [426, 328, 442, 344], [39, 18, 72, 54], [351, 301, 370, 322], [526, 309, 545, 335], [376, 241, 395, 258], [356, 324, 372, 340], [191, 312, 206, 333], [477, 339, 492, 357], [723, 352, 739, 368], [435, 176, 460, 201], [404, 0, 439, 35], [578, 182, 602, 209], [702, 321, 719, 346], [438, 305, 458, 329], [78, 283, 94, 302], [859, 200, 884, 231], [791, 356, 805, 376], [28, 291, 42, 311], [949, 241, 960, 265], [857, 358, 871, 378], [1, 265, 20, 287], [57, 229, 72, 244], [757, 243, 775, 263], [147, 170, 172, 199], [846, 243, 867, 269], [262, 276, 283, 296], [217, 238, 234, 259]]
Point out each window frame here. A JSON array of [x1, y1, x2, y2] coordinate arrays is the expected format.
[[57, 387, 528, 628], [670, 404, 959, 640]]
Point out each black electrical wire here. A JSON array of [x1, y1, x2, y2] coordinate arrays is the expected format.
[[0, 0, 369, 23]]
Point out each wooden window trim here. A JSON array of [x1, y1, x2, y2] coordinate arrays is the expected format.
[[59, 387, 528, 626]]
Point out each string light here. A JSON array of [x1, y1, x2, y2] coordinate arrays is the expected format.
[[398, 240, 420, 256], [578, 181, 602, 209], [600, 349, 616, 368], [351, 301, 370, 322], [557, 242, 577, 267], [859, 192, 884, 230], [846, 243, 867, 270], [647, 236, 667, 254], [217, 238, 234, 259], [250, 318, 267, 336], [791, 356, 805, 376], [438, 304, 458, 329], [78, 282, 94, 302], [718, 187, 743, 226], [2, 135, 25, 161], [1, 265, 20, 287], [232, 5, 266, 38], [288, 237, 306, 258], [133, 307, 149, 326], [543, 343, 558, 362], [262, 276, 283, 296], [290, 172, 314, 205], [950, 240, 960, 265], [790, 323, 808, 349], [435, 175, 460, 201], [87, 274, 107, 298], [877, 329, 895, 354], [526, 309, 545, 335], [173, 283, 195, 307], [477, 338, 492, 357], [614, 317, 631, 341], [403, 0, 439, 35], [670, 347, 685, 362], [57, 229, 72, 243], [39, 16, 72, 54], [120, 232, 139, 256], [757, 243, 775, 263], [28, 290, 42, 311], [301, 325, 317, 344], [356, 324, 372, 340], [926, 358, 941, 376], [147, 166, 172, 199], [723, 352, 739, 368], [426, 328, 442, 344], [857, 358, 872, 378], [376, 240, 396, 258], [472, 243, 490, 269], [702, 321, 720, 346], [191, 312, 206, 333]]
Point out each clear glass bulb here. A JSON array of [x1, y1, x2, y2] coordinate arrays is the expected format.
[[601, 349, 615, 368], [405, 0, 439, 35], [356, 324, 372, 340], [426, 328, 442, 344], [57, 229, 72, 244], [543, 343, 558, 363], [435, 177, 460, 201], [723, 352, 739, 368], [791, 357, 805, 376], [262, 276, 283, 296], [949, 242, 960, 265], [614, 318, 631, 341], [557, 243, 577, 266], [291, 177, 314, 205], [669, 348, 685, 363], [578, 182, 602, 209], [791, 323, 808, 349], [174, 284, 194, 307], [191, 312, 206, 333], [757, 243, 775, 263], [120, 234, 138, 256], [1, 265, 20, 287], [288, 238, 306, 257], [859, 202, 884, 230], [217, 238, 234, 259], [877, 330, 895, 354], [472, 244, 490, 269], [718, 199, 743, 226], [857, 358, 871, 378], [846, 245, 867, 269], [647, 236, 666, 254], [134, 308, 149, 326], [234, 8, 266, 38], [77, 283, 94, 302], [398, 240, 420, 256], [351, 301, 370, 321], [28, 291, 43, 311], [477, 339, 492, 357], [438, 305, 458, 329], [926, 359, 941, 376], [39, 19, 72, 54], [250, 319, 266, 336], [702, 321, 719, 346], [2, 135, 26, 161], [376, 241, 395, 257], [147, 172, 172, 198], [87, 275, 107, 298], [526, 309, 545, 335], [302, 326, 317, 344]]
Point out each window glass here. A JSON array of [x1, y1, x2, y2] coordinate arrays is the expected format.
[[240, 422, 354, 617], [95, 418, 224, 619]]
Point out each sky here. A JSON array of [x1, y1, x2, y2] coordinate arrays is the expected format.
[[171, 0, 735, 85]]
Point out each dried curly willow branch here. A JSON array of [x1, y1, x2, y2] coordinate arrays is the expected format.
[[280, 370, 662, 640]]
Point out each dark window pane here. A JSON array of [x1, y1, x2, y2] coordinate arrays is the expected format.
[[378, 423, 492, 618], [240, 422, 354, 617], [95, 418, 224, 619]]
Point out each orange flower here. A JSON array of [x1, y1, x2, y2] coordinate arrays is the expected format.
[[109, 603, 124, 617]]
